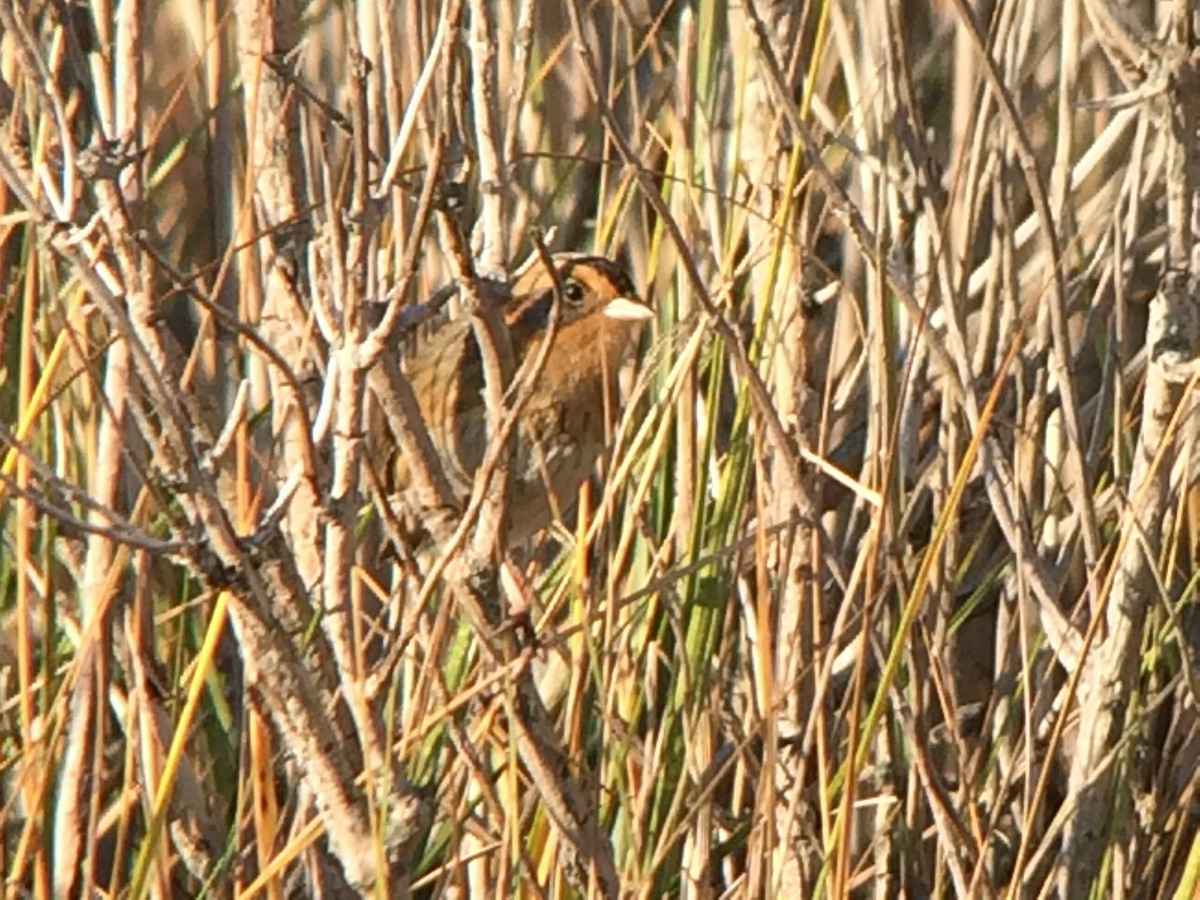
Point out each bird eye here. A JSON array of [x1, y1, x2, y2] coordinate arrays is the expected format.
[[562, 280, 586, 305]]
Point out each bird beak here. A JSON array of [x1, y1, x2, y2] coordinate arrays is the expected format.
[[603, 296, 653, 321]]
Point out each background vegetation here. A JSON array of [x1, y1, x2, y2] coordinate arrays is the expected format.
[[1, 0, 1198, 897]]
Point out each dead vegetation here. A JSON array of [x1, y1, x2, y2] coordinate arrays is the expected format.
[[0, 0, 1198, 897]]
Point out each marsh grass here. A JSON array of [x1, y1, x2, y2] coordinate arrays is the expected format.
[[1, 0, 1198, 897]]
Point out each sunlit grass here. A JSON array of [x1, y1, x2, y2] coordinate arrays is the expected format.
[[0, 0, 1196, 897]]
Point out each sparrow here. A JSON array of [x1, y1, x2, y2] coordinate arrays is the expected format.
[[378, 252, 652, 551]]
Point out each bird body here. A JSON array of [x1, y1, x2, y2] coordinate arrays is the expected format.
[[383, 253, 650, 548]]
